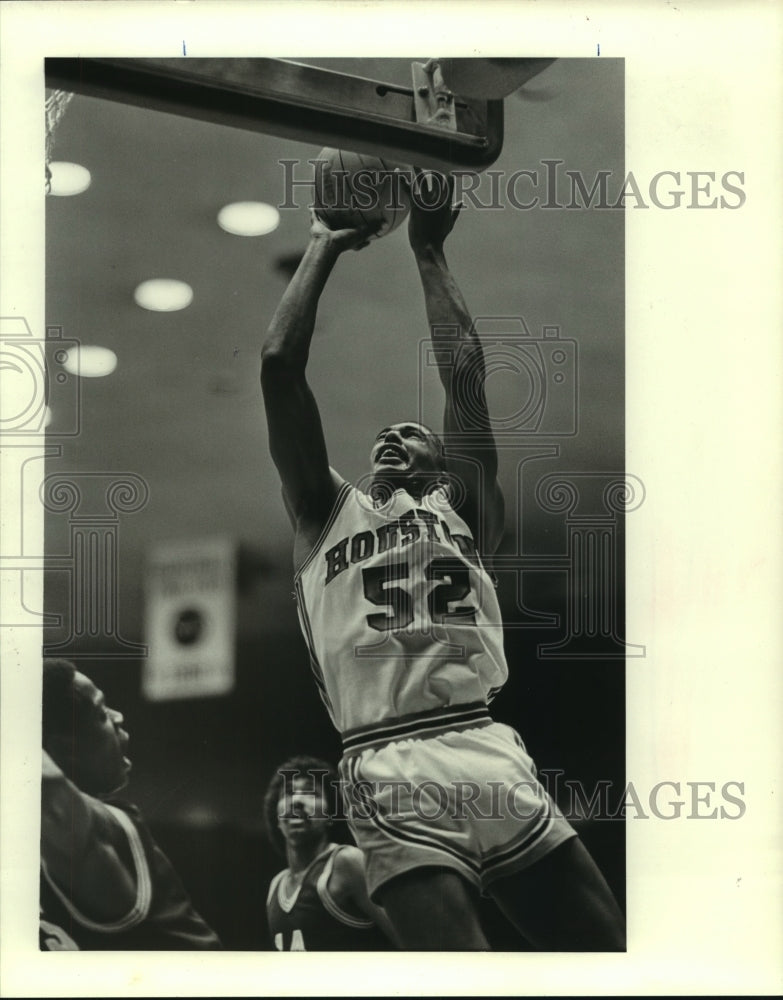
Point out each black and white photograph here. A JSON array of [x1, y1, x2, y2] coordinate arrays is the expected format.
[[1, 2, 781, 996]]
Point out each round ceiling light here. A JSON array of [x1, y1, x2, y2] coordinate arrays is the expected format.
[[134, 279, 194, 312], [217, 201, 280, 237], [62, 346, 118, 378], [47, 162, 92, 197]]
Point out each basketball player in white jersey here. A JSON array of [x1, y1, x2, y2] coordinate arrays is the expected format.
[[264, 756, 396, 950], [260, 172, 625, 950]]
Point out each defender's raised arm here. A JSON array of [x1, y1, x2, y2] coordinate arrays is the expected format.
[[41, 749, 138, 921]]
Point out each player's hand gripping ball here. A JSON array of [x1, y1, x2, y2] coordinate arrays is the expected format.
[[313, 148, 413, 240]]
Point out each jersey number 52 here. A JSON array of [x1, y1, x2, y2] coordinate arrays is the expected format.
[[362, 557, 478, 632]]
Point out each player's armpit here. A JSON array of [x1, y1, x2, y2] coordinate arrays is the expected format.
[[280, 485, 296, 528], [282, 469, 345, 521], [477, 478, 505, 556], [443, 448, 505, 556], [328, 466, 347, 492]]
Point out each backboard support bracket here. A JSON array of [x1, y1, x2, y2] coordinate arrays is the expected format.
[[411, 60, 458, 133]]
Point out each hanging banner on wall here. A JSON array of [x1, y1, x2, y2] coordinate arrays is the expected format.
[[143, 536, 237, 700]]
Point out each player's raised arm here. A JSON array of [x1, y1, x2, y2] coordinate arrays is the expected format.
[[408, 172, 505, 554], [261, 215, 373, 541], [41, 749, 138, 921]]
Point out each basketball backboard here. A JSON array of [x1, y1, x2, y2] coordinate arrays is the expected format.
[[45, 56, 555, 172]]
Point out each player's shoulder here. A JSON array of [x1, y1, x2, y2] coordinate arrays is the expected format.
[[330, 844, 366, 880], [321, 844, 366, 905]]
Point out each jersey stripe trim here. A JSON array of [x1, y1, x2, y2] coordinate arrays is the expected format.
[[293, 481, 353, 583], [479, 791, 575, 880], [342, 701, 492, 753], [480, 817, 572, 886], [483, 813, 550, 867], [40, 804, 152, 933], [316, 846, 375, 930], [266, 869, 286, 907], [294, 576, 335, 721]]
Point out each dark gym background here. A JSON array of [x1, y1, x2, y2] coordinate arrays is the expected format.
[[43, 57, 626, 949]]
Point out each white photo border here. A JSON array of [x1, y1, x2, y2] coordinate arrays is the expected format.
[[1, 1, 781, 995]]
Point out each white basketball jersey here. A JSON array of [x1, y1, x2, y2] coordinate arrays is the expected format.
[[295, 483, 508, 736]]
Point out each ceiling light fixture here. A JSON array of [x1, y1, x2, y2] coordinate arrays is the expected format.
[[134, 279, 193, 312], [47, 162, 92, 197], [217, 201, 280, 237], [62, 346, 118, 378]]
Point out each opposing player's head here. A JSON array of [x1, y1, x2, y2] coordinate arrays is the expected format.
[[370, 421, 445, 489], [42, 658, 132, 796], [263, 756, 339, 858]]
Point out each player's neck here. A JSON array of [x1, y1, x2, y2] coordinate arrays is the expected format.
[[285, 837, 331, 876], [369, 471, 439, 503]]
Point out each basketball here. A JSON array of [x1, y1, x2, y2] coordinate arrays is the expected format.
[[313, 148, 412, 239]]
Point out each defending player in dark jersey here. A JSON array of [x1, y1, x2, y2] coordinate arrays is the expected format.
[[40, 658, 221, 950], [263, 756, 395, 950], [260, 171, 625, 950]]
